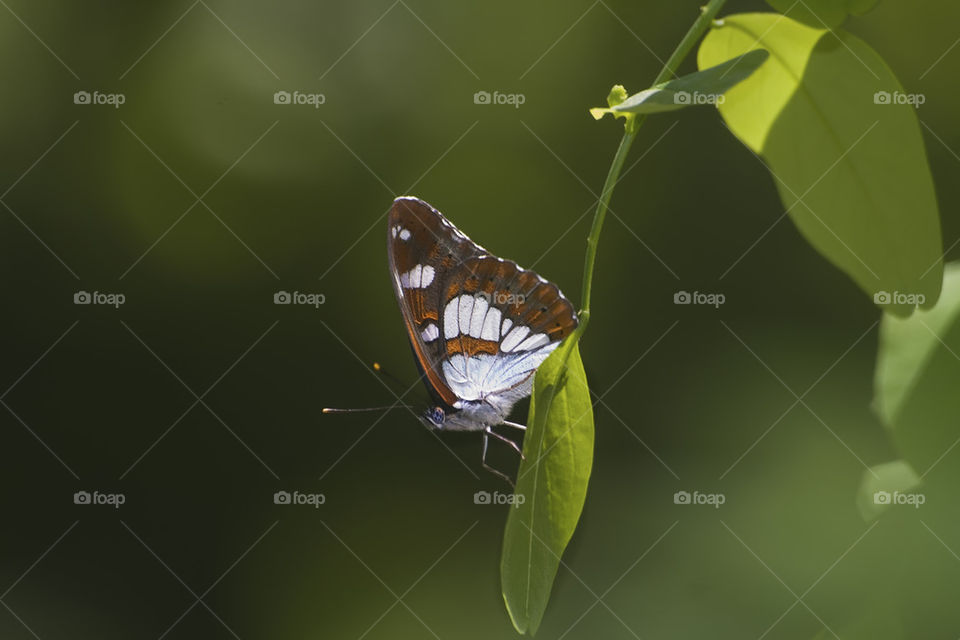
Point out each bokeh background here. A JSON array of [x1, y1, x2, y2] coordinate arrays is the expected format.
[[2, 1, 959, 638]]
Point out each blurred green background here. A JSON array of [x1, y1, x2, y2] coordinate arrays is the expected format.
[[2, 1, 959, 638]]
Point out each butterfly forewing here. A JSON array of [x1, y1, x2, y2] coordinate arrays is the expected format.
[[388, 198, 484, 407]]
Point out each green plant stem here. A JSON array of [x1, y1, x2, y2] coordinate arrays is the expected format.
[[574, 0, 727, 339]]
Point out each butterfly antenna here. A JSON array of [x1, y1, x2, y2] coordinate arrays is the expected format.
[[372, 361, 409, 396], [322, 404, 412, 414], [322, 362, 417, 415]]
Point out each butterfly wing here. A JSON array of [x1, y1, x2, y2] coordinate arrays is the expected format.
[[388, 196, 578, 427], [387, 197, 486, 407], [437, 255, 578, 417]]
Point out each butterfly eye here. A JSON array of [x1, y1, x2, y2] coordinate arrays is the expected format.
[[422, 406, 445, 427]]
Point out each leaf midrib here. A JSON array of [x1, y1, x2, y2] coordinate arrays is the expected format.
[[520, 342, 577, 625]]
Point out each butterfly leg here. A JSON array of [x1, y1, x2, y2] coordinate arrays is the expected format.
[[482, 428, 516, 488], [501, 420, 527, 431], [486, 426, 524, 458]]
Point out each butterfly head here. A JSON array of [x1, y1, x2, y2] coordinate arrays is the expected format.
[[422, 405, 446, 429]]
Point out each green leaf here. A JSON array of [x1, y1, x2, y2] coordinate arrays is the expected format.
[[699, 13, 942, 317], [765, 0, 881, 29], [856, 460, 923, 521], [501, 338, 594, 635], [589, 50, 769, 120], [874, 262, 960, 474]]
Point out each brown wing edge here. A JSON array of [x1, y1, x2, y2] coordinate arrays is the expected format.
[[387, 197, 461, 408]]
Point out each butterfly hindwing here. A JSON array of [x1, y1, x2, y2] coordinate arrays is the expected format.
[[437, 256, 577, 406]]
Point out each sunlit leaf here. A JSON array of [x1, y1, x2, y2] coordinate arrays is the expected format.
[[765, 0, 881, 28], [589, 50, 769, 119], [699, 13, 942, 317], [500, 338, 594, 635]]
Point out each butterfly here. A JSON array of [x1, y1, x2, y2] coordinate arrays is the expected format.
[[386, 197, 578, 475]]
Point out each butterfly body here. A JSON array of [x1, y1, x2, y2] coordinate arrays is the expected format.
[[388, 197, 578, 433]]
